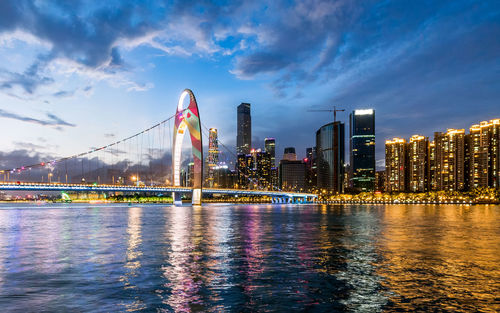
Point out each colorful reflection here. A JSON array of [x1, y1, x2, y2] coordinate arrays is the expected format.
[[376, 205, 500, 312]]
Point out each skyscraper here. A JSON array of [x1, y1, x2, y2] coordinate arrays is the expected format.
[[236, 153, 249, 188], [467, 119, 500, 189], [434, 129, 466, 191], [283, 147, 297, 161], [385, 137, 407, 192], [349, 109, 376, 191], [408, 135, 429, 192], [429, 141, 437, 190], [265, 138, 276, 167], [254, 150, 272, 189], [316, 121, 345, 193], [206, 128, 219, 187], [237, 103, 251, 155], [305, 147, 317, 191]]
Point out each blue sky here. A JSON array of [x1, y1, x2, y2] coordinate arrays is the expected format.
[[0, 0, 499, 169]]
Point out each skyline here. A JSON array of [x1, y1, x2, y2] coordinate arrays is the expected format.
[[0, 0, 499, 169]]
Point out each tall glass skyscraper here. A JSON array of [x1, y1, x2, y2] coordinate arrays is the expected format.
[[237, 103, 251, 155], [264, 138, 276, 167], [349, 109, 375, 191], [316, 121, 345, 193]]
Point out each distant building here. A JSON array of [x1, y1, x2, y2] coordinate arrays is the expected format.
[[265, 138, 276, 167], [265, 138, 277, 188], [385, 138, 407, 192], [350, 109, 375, 191], [254, 149, 272, 189], [434, 129, 466, 191], [270, 167, 278, 190], [206, 128, 219, 187], [236, 153, 251, 188], [316, 121, 345, 193], [187, 162, 195, 187], [213, 163, 235, 188], [429, 141, 437, 190], [305, 147, 317, 191], [236, 149, 271, 189], [408, 135, 429, 192], [279, 160, 306, 191], [237, 103, 251, 155], [283, 147, 297, 161], [181, 168, 187, 187], [375, 170, 385, 192]]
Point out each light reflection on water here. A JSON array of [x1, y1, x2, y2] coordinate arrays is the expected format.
[[0, 203, 498, 312]]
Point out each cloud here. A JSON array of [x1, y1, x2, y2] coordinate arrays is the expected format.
[[0, 109, 75, 128], [12, 141, 59, 151], [0, 0, 167, 96]]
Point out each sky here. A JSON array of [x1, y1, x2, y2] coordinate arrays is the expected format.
[[0, 0, 499, 171]]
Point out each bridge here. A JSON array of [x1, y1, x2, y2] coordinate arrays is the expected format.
[[0, 89, 318, 205], [0, 182, 316, 203]]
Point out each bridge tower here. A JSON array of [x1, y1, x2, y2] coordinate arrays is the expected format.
[[172, 89, 203, 205]]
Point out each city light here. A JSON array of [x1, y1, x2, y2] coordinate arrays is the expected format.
[[354, 109, 374, 115]]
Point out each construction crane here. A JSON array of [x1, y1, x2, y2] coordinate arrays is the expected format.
[[307, 106, 345, 122]]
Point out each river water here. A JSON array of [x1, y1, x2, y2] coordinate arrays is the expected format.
[[0, 203, 498, 312]]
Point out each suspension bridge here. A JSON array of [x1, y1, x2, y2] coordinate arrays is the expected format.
[[0, 89, 316, 204]]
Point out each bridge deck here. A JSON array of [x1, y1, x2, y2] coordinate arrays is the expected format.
[[0, 182, 317, 198]]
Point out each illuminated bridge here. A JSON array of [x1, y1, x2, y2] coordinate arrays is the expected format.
[[0, 182, 316, 203], [0, 89, 318, 204]]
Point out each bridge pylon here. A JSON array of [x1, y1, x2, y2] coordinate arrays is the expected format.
[[172, 89, 203, 205]]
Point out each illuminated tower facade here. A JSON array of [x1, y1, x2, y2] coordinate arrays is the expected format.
[[408, 135, 429, 192], [385, 138, 407, 192], [207, 128, 219, 187], [429, 141, 437, 190], [467, 119, 500, 189], [350, 109, 376, 191], [434, 129, 465, 191], [264, 138, 276, 167]]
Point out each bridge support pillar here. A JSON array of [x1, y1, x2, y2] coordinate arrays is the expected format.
[[192, 188, 202, 205], [173, 192, 182, 205]]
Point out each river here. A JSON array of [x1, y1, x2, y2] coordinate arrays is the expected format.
[[0, 203, 498, 312]]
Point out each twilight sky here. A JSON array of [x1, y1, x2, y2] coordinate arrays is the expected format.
[[0, 0, 499, 169]]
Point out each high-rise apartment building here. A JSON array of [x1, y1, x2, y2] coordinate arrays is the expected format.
[[434, 129, 466, 191], [265, 138, 276, 167], [467, 119, 500, 189], [408, 135, 429, 192], [385, 138, 407, 192], [237, 103, 251, 155], [206, 128, 219, 187], [428, 141, 437, 190], [316, 121, 345, 193], [350, 109, 376, 191]]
